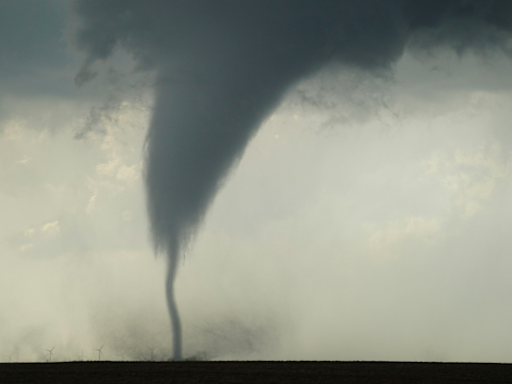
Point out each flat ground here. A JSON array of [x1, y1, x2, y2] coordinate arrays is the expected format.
[[2, 361, 512, 383]]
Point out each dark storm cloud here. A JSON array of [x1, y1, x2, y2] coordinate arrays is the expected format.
[[0, 0, 147, 138], [73, 0, 512, 359], [0, 0, 73, 97]]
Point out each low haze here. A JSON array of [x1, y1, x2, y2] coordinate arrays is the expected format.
[[3, 0, 512, 362]]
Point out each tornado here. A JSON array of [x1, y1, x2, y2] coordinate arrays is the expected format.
[[74, 0, 512, 360]]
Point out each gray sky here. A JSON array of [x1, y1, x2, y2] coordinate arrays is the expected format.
[[3, 0, 512, 362]]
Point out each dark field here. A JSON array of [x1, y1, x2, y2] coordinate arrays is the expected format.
[[2, 361, 512, 383]]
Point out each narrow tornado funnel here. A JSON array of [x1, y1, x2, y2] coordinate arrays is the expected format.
[[145, 68, 302, 358], [164, 234, 181, 360]]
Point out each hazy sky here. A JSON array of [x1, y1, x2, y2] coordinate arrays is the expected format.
[[4, 0, 512, 362]]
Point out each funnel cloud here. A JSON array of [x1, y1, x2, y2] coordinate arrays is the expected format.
[[73, 0, 512, 359]]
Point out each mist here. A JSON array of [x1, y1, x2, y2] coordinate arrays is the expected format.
[[3, 0, 512, 362], [72, 0, 512, 360]]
